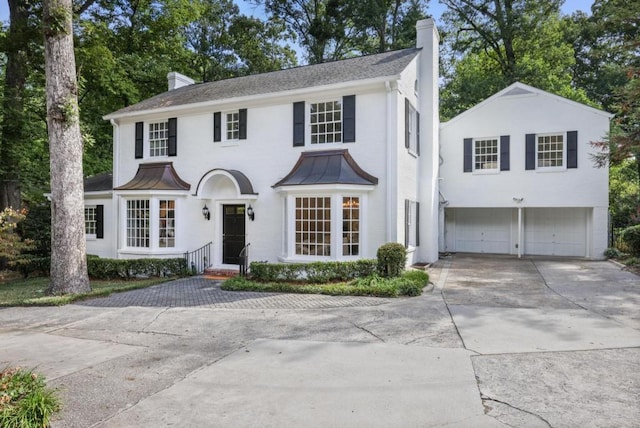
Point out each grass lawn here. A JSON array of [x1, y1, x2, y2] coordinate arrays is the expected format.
[[0, 275, 174, 307]]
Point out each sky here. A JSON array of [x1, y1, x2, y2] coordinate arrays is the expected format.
[[0, 0, 593, 26]]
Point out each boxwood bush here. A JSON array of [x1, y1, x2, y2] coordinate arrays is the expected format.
[[249, 259, 377, 283], [15, 256, 188, 280], [376, 242, 407, 277]]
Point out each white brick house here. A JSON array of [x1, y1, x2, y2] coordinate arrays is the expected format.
[[83, 19, 611, 268]]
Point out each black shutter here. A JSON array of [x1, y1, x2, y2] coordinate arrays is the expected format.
[[500, 135, 510, 171], [567, 130, 578, 168], [404, 98, 410, 149], [96, 205, 104, 239], [416, 111, 420, 156], [342, 95, 356, 143], [213, 112, 221, 142], [525, 133, 536, 170], [239, 108, 247, 140], [463, 138, 472, 172], [293, 101, 305, 146], [404, 199, 410, 247], [415, 202, 420, 247], [168, 117, 177, 156], [135, 122, 144, 159]]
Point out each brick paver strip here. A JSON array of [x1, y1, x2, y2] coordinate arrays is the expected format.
[[77, 276, 393, 309]]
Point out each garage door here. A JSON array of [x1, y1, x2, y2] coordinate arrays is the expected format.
[[524, 208, 587, 257], [447, 208, 512, 254]]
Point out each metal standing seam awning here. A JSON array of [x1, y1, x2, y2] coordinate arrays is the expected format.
[[272, 149, 378, 188], [114, 162, 191, 191]]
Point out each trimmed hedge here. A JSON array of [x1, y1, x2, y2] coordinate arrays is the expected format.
[[15, 256, 188, 280], [249, 259, 378, 283]]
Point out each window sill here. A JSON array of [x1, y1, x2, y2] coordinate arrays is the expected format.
[[86, 235, 97, 241], [407, 149, 418, 158], [472, 169, 500, 175], [534, 167, 567, 173], [119, 248, 184, 256], [218, 141, 240, 147]]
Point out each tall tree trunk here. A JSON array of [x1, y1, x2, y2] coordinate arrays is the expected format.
[[0, 0, 28, 210], [44, 0, 90, 295]]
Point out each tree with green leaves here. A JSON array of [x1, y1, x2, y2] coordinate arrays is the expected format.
[[439, 0, 590, 120], [44, 0, 90, 295]]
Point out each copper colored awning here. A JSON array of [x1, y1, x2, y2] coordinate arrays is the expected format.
[[273, 149, 378, 187], [114, 162, 190, 191]]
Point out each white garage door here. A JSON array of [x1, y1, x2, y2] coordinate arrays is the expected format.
[[447, 208, 512, 254], [524, 208, 587, 257]]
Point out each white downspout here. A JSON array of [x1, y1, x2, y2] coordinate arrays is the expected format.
[[517, 206, 522, 258], [110, 119, 120, 258]]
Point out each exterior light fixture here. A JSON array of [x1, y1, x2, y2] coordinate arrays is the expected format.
[[202, 204, 210, 220], [247, 204, 255, 221], [512, 197, 524, 203]]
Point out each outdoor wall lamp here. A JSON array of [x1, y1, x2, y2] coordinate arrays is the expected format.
[[247, 204, 255, 221], [512, 197, 524, 203], [202, 204, 210, 221]]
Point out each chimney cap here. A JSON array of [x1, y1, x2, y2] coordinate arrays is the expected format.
[[167, 71, 195, 91]]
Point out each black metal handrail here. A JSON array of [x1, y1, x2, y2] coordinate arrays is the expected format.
[[184, 241, 212, 274], [239, 243, 250, 276]]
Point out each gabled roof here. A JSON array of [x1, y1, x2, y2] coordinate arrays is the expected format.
[[114, 162, 190, 191], [273, 149, 378, 187], [105, 48, 420, 119], [440, 82, 614, 129], [84, 172, 113, 192]]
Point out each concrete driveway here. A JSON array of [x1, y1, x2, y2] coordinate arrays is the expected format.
[[0, 255, 639, 427]]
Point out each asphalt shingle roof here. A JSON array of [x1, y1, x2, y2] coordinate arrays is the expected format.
[[106, 48, 420, 118]]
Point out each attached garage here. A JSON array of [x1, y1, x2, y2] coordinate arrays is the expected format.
[[523, 208, 588, 257], [444, 207, 590, 257], [444, 208, 513, 254]]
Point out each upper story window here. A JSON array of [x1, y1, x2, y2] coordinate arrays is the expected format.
[[149, 121, 169, 157], [226, 111, 240, 140], [537, 134, 564, 168], [474, 138, 499, 171], [84, 206, 96, 236], [311, 101, 342, 144], [404, 98, 419, 155], [293, 96, 355, 147]]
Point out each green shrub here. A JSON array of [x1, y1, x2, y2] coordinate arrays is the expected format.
[[621, 225, 640, 256], [249, 259, 377, 283], [376, 242, 407, 277], [604, 247, 623, 259], [15, 257, 189, 280], [0, 367, 59, 428], [395, 270, 429, 296]]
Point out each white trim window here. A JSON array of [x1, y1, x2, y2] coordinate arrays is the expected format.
[[159, 200, 175, 248], [537, 134, 564, 168], [408, 104, 418, 154], [226, 111, 240, 140], [84, 206, 97, 236], [295, 196, 331, 256], [342, 197, 360, 256], [474, 138, 499, 171], [149, 121, 169, 157], [310, 101, 342, 144], [127, 199, 150, 248]]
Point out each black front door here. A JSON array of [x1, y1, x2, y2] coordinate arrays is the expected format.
[[223, 204, 246, 265]]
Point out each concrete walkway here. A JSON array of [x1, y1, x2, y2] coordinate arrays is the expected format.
[[0, 255, 638, 427]]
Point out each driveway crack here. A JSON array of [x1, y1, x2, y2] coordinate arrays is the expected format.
[[348, 320, 385, 342], [481, 394, 553, 428], [141, 307, 170, 333]]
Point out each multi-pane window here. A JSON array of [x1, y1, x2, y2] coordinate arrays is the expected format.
[[226, 112, 239, 140], [149, 121, 169, 157], [537, 134, 564, 167], [159, 200, 175, 248], [342, 197, 360, 256], [474, 139, 498, 170], [127, 199, 150, 248], [84, 206, 96, 235], [408, 104, 418, 154], [295, 197, 331, 256], [311, 101, 342, 144]]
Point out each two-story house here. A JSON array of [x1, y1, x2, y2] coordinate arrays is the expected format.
[[83, 19, 611, 269]]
